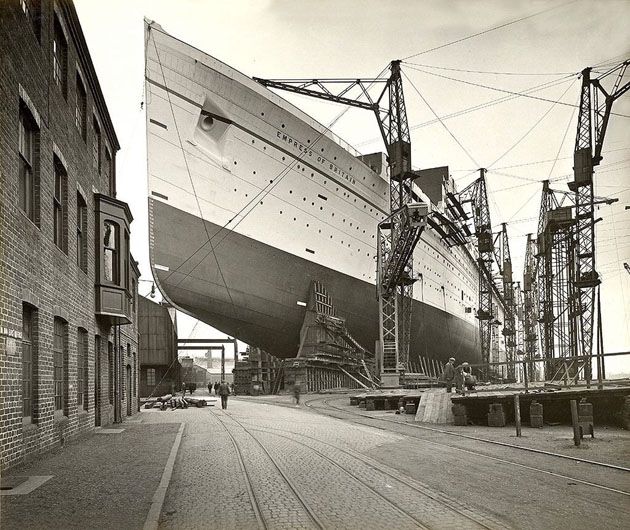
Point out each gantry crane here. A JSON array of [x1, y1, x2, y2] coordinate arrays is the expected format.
[[255, 61, 430, 383], [458, 169, 496, 380], [494, 223, 516, 381], [523, 234, 538, 379], [569, 61, 628, 376]]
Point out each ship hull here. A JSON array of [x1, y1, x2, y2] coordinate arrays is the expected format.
[[145, 21, 493, 365], [151, 199, 480, 362]]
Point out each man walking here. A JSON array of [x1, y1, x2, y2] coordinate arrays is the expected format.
[[218, 380, 231, 410], [442, 357, 456, 393]]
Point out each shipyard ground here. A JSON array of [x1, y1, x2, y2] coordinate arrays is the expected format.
[[2, 393, 629, 530]]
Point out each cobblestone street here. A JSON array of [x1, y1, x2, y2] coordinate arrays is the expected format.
[[145, 394, 629, 529], [3, 393, 629, 529]]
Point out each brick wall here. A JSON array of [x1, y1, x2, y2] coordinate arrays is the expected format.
[[0, 0, 139, 471]]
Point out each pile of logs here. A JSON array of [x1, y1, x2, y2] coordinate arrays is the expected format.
[[144, 393, 210, 410]]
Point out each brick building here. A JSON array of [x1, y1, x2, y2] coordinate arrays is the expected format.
[[0, 0, 139, 470]]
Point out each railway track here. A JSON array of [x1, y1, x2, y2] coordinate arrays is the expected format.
[[217, 409, 498, 529], [213, 410, 324, 530], [301, 395, 630, 497]]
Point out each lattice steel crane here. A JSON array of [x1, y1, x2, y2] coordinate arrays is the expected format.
[[494, 223, 516, 381], [458, 169, 496, 380], [523, 234, 538, 379], [569, 61, 628, 375], [254, 61, 430, 382]]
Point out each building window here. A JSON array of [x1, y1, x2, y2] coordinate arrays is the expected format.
[[77, 328, 88, 410], [18, 103, 38, 221], [53, 159, 67, 252], [52, 16, 67, 97], [22, 304, 35, 420], [21, 0, 41, 40], [147, 368, 156, 387], [103, 221, 119, 283], [104, 148, 114, 197], [108, 341, 114, 405], [75, 74, 87, 139], [123, 231, 130, 290], [53, 317, 67, 413], [76, 193, 87, 272], [92, 117, 101, 172]]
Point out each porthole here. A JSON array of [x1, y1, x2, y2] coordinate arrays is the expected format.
[[280, 211, 283, 214], [282, 156, 286, 161], [281, 124, 285, 128], [253, 171, 256, 175], [293, 217, 296, 221], [290, 190, 293, 194], [269, 179, 273, 183], [260, 201, 263, 205], [234, 161, 237, 165], [334, 156, 337, 161], [321, 148, 324, 152], [261, 112, 265, 116]]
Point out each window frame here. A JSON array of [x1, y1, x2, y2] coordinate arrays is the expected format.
[[52, 16, 67, 98], [53, 159, 67, 253], [92, 117, 101, 173], [147, 367, 156, 388], [77, 328, 88, 410], [53, 317, 67, 414], [18, 104, 36, 220], [75, 73, 87, 140], [76, 192, 87, 272], [103, 220, 119, 284]]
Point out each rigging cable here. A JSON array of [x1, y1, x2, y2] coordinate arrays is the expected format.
[[149, 28, 239, 319], [402, 65, 630, 118], [402, 69, 480, 168], [487, 77, 578, 169], [402, 0, 577, 60]]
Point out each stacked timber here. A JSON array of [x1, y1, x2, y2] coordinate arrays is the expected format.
[[144, 394, 209, 410]]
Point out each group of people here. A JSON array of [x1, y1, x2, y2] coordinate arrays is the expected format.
[[441, 357, 476, 395], [207, 381, 233, 409]]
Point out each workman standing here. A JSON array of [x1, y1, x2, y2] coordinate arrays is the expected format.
[[442, 357, 456, 393], [218, 380, 231, 410]]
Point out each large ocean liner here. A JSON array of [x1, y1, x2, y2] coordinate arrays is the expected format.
[[144, 20, 506, 364]]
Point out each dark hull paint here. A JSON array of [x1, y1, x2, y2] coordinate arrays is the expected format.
[[151, 199, 481, 364]]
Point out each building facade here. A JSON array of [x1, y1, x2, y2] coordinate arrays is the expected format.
[[0, 0, 138, 470], [138, 296, 179, 397]]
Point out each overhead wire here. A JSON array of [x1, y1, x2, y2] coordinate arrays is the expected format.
[[402, 64, 630, 118], [402, 0, 577, 61], [487, 77, 578, 169], [402, 69, 480, 168], [402, 62, 575, 77]]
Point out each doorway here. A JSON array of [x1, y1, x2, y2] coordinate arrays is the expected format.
[[126, 365, 132, 416], [95, 336, 101, 426]]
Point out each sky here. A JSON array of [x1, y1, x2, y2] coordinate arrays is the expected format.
[[73, 0, 630, 374]]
